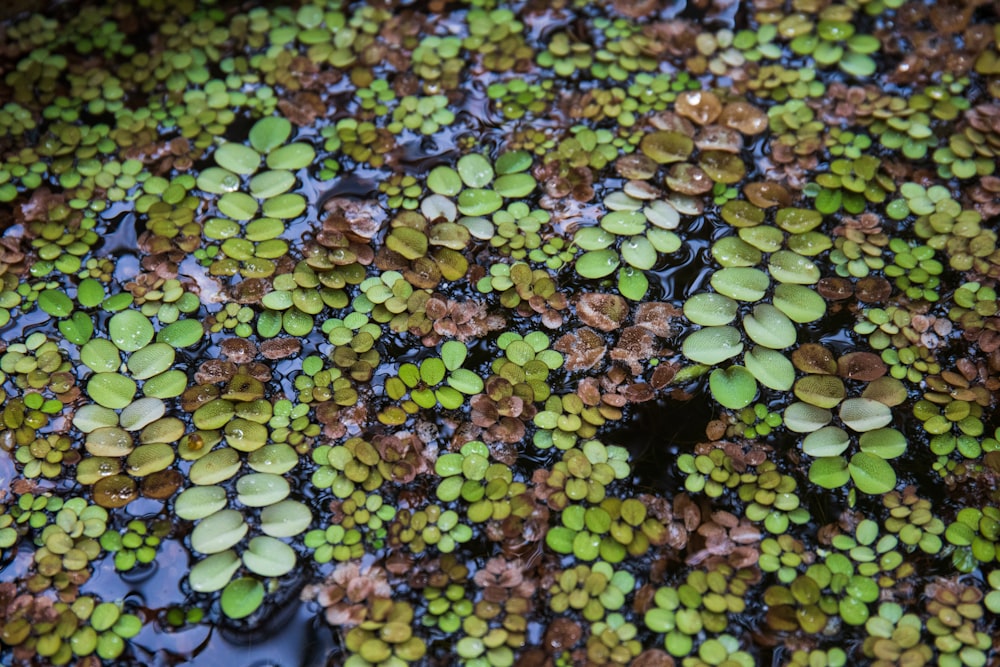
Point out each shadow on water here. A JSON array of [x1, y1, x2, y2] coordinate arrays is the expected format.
[[609, 393, 716, 494]]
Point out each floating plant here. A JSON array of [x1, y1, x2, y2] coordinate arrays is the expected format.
[[1, 1, 1000, 665]]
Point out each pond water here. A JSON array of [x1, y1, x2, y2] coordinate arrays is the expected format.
[[1, 0, 999, 666]]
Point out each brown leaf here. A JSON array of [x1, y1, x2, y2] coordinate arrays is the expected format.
[[260, 337, 302, 360], [575, 293, 629, 332], [837, 352, 887, 381], [634, 302, 681, 338], [554, 328, 606, 372]]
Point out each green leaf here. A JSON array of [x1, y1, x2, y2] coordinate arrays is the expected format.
[[809, 456, 850, 489], [684, 293, 738, 326], [742, 304, 797, 349], [495, 151, 531, 174], [236, 473, 291, 507], [108, 310, 154, 352], [849, 452, 897, 495], [242, 536, 296, 577], [119, 397, 166, 431], [775, 208, 822, 234], [39, 290, 73, 317], [190, 509, 248, 554], [457, 188, 503, 216], [81, 338, 121, 373], [218, 192, 258, 220], [773, 284, 826, 323], [768, 250, 820, 284], [59, 311, 94, 345], [221, 577, 264, 619], [574, 227, 615, 251], [128, 342, 176, 380], [266, 143, 315, 170], [214, 143, 260, 175], [617, 266, 648, 301], [398, 363, 420, 388], [262, 193, 306, 219], [197, 167, 241, 194], [175, 486, 228, 521], [493, 173, 536, 199], [682, 326, 743, 366], [840, 51, 876, 78], [802, 426, 851, 457], [546, 526, 575, 554], [158, 319, 204, 348], [142, 370, 188, 399], [601, 210, 646, 236], [457, 154, 494, 188], [647, 228, 681, 254], [420, 357, 446, 386], [709, 366, 757, 409], [447, 369, 484, 395], [620, 236, 657, 270], [441, 340, 467, 371], [575, 249, 620, 279], [839, 398, 892, 432], [189, 550, 241, 593], [744, 346, 795, 391], [86, 373, 137, 410], [784, 402, 832, 433], [711, 267, 769, 301], [249, 170, 295, 199], [77, 279, 106, 308], [249, 117, 292, 154], [427, 166, 462, 196], [260, 500, 312, 537], [858, 428, 906, 459]]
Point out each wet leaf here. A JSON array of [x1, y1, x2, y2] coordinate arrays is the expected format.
[[260, 499, 312, 537], [236, 473, 291, 507], [128, 343, 175, 380], [221, 577, 264, 619], [640, 131, 693, 163], [682, 326, 743, 365], [266, 143, 315, 170], [59, 311, 95, 345], [858, 428, 906, 459], [618, 266, 648, 301], [709, 366, 757, 409], [576, 249, 621, 279], [87, 373, 137, 410], [784, 402, 833, 433], [711, 267, 769, 301], [802, 426, 851, 457], [684, 293, 738, 326], [849, 452, 897, 494], [457, 154, 494, 188], [809, 456, 850, 489], [839, 398, 892, 432], [744, 346, 795, 390], [249, 117, 292, 153], [215, 144, 261, 175], [175, 486, 228, 521], [743, 304, 796, 349], [39, 290, 73, 317], [189, 550, 240, 593], [242, 536, 296, 577], [198, 167, 241, 195], [191, 509, 248, 554], [157, 320, 204, 348], [428, 166, 462, 196], [108, 311, 154, 352]]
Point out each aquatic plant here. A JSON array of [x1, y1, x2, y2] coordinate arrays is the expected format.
[[0, 0, 999, 664]]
